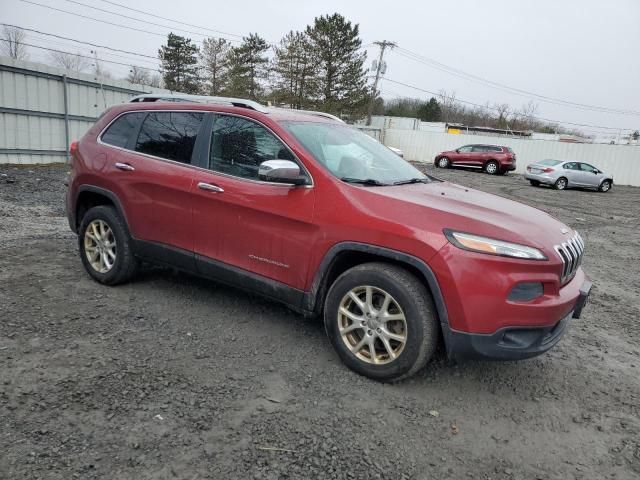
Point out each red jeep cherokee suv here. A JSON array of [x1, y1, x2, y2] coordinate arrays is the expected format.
[[435, 144, 516, 174], [66, 94, 591, 381]]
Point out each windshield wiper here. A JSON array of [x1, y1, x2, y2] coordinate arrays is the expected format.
[[340, 177, 390, 186], [393, 177, 430, 185]]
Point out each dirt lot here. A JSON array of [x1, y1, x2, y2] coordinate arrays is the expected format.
[[1, 163, 639, 480]]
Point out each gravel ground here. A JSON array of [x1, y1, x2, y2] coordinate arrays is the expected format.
[[1, 163, 639, 480]]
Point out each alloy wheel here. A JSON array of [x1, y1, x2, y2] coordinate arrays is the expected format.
[[84, 219, 117, 273], [337, 286, 407, 365], [438, 157, 449, 168], [486, 162, 498, 174]]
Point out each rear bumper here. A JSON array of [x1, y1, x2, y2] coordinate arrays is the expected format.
[[524, 172, 554, 184], [445, 280, 591, 360]]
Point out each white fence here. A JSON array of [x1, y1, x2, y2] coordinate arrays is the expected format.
[[0, 56, 169, 165], [383, 129, 640, 187]]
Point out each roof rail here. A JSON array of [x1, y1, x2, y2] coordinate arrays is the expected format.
[[270, 107, 344, 123], [129, 93, 269, 113]]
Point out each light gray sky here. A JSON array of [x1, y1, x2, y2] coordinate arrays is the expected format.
[[3, 0, 640, 134]]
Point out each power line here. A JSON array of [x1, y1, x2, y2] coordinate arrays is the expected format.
[[18, 0, 223, 45], [58, 0, 242, 43], [394, 47, 640, 117], [95, 0, 244, 40], [1, 23, 159, 62], [0, 39, 161, 73], [383, 77, 635, 131]]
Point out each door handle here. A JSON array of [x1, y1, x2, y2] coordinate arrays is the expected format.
[[115, 162, 135, 171], [197, 182, 224, 193]]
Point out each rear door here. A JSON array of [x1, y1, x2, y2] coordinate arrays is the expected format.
[[191, 113, 316, 291], [471, 145, 489, 167], [104, 110, 205, 258]]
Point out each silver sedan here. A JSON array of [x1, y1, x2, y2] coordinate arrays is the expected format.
[[524, 159, 613, 192]]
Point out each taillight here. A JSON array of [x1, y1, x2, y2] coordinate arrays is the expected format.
[[526, 166, 531, 172], [542, 167, 554, 173], [69, 140, 78, 167]]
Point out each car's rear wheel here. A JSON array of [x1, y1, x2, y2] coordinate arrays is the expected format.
[[554, 177, 568, 190], [324, 262, 439, 382], [437, 157, 450, 168], [485, 160, 499, 175], [78, 205, 138, 285], [599, 180, 612, 192], [529, 180, 540, 187]]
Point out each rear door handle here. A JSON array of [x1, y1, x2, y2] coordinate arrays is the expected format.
[[197, 182, 224, 193], [115, 162, 135, 171]]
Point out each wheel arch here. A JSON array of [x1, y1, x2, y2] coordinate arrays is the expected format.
[[74, 185, 129, 233], [305, 242, 451, 345]]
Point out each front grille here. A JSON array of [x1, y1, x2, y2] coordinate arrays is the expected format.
[[554, 232, 585, 284]]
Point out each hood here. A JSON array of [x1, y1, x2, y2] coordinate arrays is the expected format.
[[352, 181, 574, 252]]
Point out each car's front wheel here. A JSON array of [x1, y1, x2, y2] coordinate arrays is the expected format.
[[437, 157, 450, 168], [599, 180, 612, 192], [78, 205, 138, 285], [324, 263, 439, 382]]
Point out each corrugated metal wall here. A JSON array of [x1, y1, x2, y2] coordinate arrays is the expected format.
[[384, 129, 640, 187], [0, 56, 170, 164]]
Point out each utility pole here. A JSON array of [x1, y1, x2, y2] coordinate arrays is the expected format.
[[366, 40, 396, 126]]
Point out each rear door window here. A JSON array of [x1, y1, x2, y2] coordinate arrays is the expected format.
[[471, 145, 486, 152], [134, 112, 204, 164], [101, 112, 145, 148]]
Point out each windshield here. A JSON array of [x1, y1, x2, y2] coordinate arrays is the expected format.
[[282, 121, 429, 185], [539, 159, 562, 166]]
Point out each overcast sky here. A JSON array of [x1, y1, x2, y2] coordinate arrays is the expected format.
[[3, 0, 639, 134]]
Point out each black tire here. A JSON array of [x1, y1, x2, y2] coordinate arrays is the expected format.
[[324, 262, 439, 382], [529, 180, 540, 187], [554, 177, 568, 190], [436, 157, 450, 168], [484, 160, 499, 175], [598, 179, 612, 192], [78, 205, 138, 285]]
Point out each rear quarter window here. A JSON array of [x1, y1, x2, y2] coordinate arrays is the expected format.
[[101, 112, 145, 148]]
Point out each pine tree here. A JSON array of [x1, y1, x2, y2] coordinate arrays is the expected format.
[[226, 33, 269, 100], [306, 14, 369, 116], [271, 31, 317, 109], [417, 97, 442, 121], [200, 37, 231, 95], [158, 33, 200, 94]]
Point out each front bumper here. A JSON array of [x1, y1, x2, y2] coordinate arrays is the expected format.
[[445, 280, 592, 360]]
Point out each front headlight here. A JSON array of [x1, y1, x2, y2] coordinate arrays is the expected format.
[[444, 230, 547, 260]]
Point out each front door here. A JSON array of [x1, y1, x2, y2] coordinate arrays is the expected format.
[[451, 145, 474, 166], [579, 163, 604, 188], [191, 114, 317, 291]]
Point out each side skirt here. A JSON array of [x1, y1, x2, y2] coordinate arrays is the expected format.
[[133, 239, 306, 312]]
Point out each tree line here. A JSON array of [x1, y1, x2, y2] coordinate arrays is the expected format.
[[156, 13, 369, 118]]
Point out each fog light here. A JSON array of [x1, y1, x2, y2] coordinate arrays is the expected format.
[[508, 282, 544, 302]]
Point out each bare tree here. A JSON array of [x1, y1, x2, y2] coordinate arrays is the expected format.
[[49, 51, 90, 73], [493, 103, 510, 129], [127, 65, 151, 85], [437, 90, 457, 123], [148, 73, 162, 88], [93, 58, 112, 79], [1, 26, 29, 60]]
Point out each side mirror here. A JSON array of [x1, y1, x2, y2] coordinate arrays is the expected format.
[[258, 160, 308, 185], [455, 149, 460, 153], [593, 170, 600, 174]]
